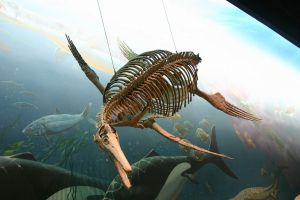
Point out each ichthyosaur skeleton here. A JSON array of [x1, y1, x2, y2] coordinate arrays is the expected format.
[[66, 35, 260, 189]]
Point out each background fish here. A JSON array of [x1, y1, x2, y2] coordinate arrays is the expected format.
[[183, 120, 194, 130], [169, 113, 182, 122], [173, 123, 190, 138], [195, 128, 210, 144], [230, 168, 285, 200], [199, 118, 212, 132], [19, 90, 37, 98], [22, 103, 93, 137], [13, 101, 38, 110], [0, 80, 24, 90]]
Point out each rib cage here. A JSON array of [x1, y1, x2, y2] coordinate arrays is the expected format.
[[98, 50, 201, 126], [104, 50, 172, 102]]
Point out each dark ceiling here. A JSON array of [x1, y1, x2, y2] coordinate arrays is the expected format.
[[226, 0, 300, 48]]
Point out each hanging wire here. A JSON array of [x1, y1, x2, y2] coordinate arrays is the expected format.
[[96, 0, 116, 74], [161, 0, 178, 53]]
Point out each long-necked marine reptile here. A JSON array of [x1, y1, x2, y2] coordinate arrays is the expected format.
[[66, 36, 260, 189]]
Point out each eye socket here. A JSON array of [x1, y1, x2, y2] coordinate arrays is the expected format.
[[103, 137, 109, 145], [99, 133, 106, 138]]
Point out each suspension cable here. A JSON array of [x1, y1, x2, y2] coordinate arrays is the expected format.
[[161, 0, 177, 53], [96, 0, 116, 74]]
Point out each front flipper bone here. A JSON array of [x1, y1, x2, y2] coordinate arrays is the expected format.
[[194, 88, 261, 121], [65, 34, 105, 95], [144, 119, 232, 159]]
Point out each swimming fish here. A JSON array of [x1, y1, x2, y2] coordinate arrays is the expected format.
[[169, 113, 182, 122], [199, 118, 212, 132], [22, 103, 92, 137], [19, 90, 37, 98], [230, 168, 285, 200], [195, 128, 210, 144], [183, 120, 194, 130], [13, 101, 38, 110], [174, 123, 190, 137], [295, 194, 300, 200], [0, 80, 24, 90]]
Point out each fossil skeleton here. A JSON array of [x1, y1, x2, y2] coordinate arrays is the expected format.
[[66, 35, 260, 189]]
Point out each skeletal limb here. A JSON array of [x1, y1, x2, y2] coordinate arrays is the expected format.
[[114, 106, 149, 128], [65, 35, 105, 95], [194, 88, 261, 121], [113, 104, 150, 128], [142, 118, 232, 159]]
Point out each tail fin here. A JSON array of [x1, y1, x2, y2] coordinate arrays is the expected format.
[[81, 103, 92, 118], [208, 126, 238, 179]]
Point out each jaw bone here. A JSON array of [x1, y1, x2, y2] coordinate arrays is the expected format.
[[112, 157, 132, 189], [94, 129, 132, 189]]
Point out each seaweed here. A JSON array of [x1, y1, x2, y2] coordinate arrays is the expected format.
[[32, 128, 92, 199], [58, 130, 90, 167], [0, 137, 35, 156], [36, 128, 91, 165], [58, 129, 91, 200], [37, 137, 62, 163], [0, 140, 25, 156]]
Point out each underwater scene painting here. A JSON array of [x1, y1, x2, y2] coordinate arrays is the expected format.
[[0, 0, 300, 199]]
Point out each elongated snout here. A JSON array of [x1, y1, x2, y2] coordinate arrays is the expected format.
[[105, 131, 132, 173], [94, 124, 132, 189]]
